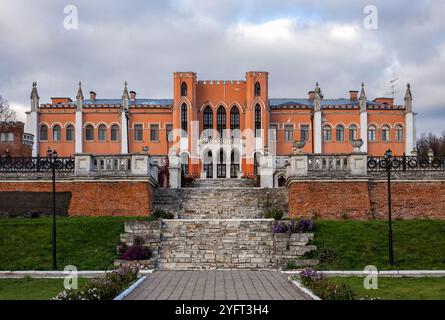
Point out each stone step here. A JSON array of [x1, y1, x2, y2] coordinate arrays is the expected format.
[[191, 178, 258, 188]]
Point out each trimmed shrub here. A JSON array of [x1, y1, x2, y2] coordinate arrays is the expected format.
[[152, 209, 174, 220], [264, 208, 284, 220], [117, 236, 152, 261]]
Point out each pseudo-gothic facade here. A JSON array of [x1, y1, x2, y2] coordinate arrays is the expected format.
[[25, 71, 415, 179]]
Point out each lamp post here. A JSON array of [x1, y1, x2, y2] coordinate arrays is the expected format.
[[384, 148, 395, 266], [47, 148, 58, 270]]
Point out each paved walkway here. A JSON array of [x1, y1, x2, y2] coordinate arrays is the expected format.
[[125, 270, 311, 300]]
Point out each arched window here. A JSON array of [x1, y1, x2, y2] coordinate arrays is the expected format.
[[181, 103, 188, 137], [349, 124, 358, 141], [382, 125, 390, 142], [254, 153, 260, 176], [368, 125, 377, 141], [181, 152, 189, 175], [255, 104, 261, 137], [85, 124, 94, 141], [111, 125, 119, 141], [204, 150, 213, 178], [230, 150, 240, 178], [53, 125, 61, 142], [255, 82, 261, 97], [217, 149, 226, 178], [181, 82, 187, 97], [395, 125, 403, 142], [217, 106, 226, 138], [39, 125, 48, 141], [203, 106, 213, 138], [336, 125, 345, 142], [66, 125, 74, 141], [230, 106, 240, 139], [98, 124, 107, 141], [323, 125, 332, 141]]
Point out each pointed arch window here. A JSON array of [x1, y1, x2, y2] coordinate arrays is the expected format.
[[111, 125, 119, 141], [85, 125, 94, 141], [203, 106, 213, 138], [336, 125, 345, 142], [255, 82, 261, 97], [217, 106, 226, 138], [255, 104, 261, 137], [217, 149, 226, 178], [395, 125, 404, 142], [230, 106, 240, 139], [349, 125, 358, 141], [98, 124, 107, 141], [181, 82, 187, 97], [39, 125, 48, 141], [181, 103, 188, 137], [66, 125, 74, 141], [382, 125, 390, 142], [53, 125, 61, 142]]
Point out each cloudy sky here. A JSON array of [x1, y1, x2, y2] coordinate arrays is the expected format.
[[0, 0, 444, 136]]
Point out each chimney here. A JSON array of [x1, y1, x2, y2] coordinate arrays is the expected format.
[[130, 91, 136, 101], [308, 91, 315, 100], [90, 91, 96, 101], [349, 90, 358, 100]]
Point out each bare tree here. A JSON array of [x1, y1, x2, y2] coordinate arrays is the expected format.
[[417, 132, 445, 159], [0, 95, 17, 123]]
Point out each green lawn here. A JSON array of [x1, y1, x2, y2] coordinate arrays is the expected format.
[[0, 277, 87, 300], [311, 220, 445, 270], [330, 277, 445, 300], [0, 217, 153, 271]]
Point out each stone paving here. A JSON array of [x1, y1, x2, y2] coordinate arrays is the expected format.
[[125, 270, 312, 300]]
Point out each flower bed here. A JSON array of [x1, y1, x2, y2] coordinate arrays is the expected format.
[[53, 266, 139, 300]]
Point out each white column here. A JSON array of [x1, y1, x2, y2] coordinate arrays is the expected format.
[[26, 111, 39, 157], [360, 111, 368, 153], [75, 110, 83, 154], [313, 111, 322, 153], [121, 111, 129, 154], [405, 112, 415, 154]]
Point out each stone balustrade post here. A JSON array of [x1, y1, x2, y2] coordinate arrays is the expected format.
[[74, 154, 92, 176], [131, 154, 150, 176], [349, 153, 368, 176], [168, 149, 181, 188], [259, 154, 274, 188], [287, 154, 308, 177]]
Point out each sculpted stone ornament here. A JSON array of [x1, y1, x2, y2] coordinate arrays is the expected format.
[[350, 139, 364, 153], [292, 140, 306, 155]]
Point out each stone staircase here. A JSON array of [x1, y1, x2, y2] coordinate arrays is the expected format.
[[119, 178, 317, 270]]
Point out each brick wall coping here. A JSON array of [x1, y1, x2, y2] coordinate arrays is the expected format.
[[282, 270, 445, 277], [288, 178, 445, 184], [160, 218, 275, 222]]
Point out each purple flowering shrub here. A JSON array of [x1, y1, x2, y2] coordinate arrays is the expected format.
[[53, 265, 139, 300], [296, 268, 356, 300], [117, 236, 152, 261], [273, 219, 315, 233]]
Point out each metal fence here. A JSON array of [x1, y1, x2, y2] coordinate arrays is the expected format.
[[367, 155, 445, 172], [0, 156, 75, 173]]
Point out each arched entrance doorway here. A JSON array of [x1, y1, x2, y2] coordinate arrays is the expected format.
[[203, 150, 213, 178], [217, 149, 226, 178]]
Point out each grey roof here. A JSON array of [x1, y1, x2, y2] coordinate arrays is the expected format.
[[268, 98, 382, 109], [82, 98, 173, 106]]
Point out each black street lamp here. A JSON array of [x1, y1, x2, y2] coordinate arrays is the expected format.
[[384, 148, 395, 266], [47, 148, 58, 270]]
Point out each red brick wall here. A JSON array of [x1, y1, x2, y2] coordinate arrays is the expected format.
[[289, 180, 445, 220], [288, 181, 371, 219], [0, 181, 153, 216], [0, 122, 32, 157]]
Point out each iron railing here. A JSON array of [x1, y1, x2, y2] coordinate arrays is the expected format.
[[308, 154, 349, 171], [368, 154, 445, 172], [0, 156, 74, 173]]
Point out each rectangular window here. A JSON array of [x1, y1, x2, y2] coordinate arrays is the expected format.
[[300, 125, 309, 142], [269, 124, 278, 142], [284, 125, 293, 142], [134, 124, 143, 141], [150, 124, 159, 142], [166, 124, 173, 142]]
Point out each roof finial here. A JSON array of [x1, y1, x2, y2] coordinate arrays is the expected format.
[[30, 81, 39, 100], [404, 83, 412, 101], [360, 82, 366, 100], [122, 81, 130, 100], [76, 81, 84, 100], [315, 82, 323, 99]]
